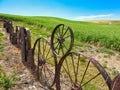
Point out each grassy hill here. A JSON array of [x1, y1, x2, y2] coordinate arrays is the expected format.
[[0, 13, 120, 51]]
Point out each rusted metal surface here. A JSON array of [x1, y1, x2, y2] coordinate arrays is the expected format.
[[32, 37, 56, 89], [1, 18, 120, 90], [51, 24, 74, 57], [51, 24, 74, 90], [111, 73, 120, 90], [56, 52, 112, 90]]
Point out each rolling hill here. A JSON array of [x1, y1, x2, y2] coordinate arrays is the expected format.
[[0, 13, 120, 51]]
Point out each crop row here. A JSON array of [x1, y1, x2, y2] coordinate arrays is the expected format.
[[0, 14, 120, 51]]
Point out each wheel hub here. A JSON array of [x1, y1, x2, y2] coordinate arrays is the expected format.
[[71, 84, 82, 90], [58, 37, 65, 44], [39, 59, 46, 65]]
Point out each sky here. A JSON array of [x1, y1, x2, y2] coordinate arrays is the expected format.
[[0, 0, 120, 20]]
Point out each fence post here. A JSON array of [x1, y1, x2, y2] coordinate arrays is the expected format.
[[20, 27, 27, 62]]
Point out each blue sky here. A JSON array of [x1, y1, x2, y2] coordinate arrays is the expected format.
[[0, 0, 120, 20]]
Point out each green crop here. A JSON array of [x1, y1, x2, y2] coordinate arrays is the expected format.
[[0, 13, 120, 51]]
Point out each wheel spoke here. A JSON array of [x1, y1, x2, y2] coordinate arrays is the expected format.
[[61, 44, 64, 55], [43, 65, 48, 83], [62, 64, 73, 83], [63, 27, 69, 37], [63, 34, 71, 39], [81, 72, 101, 87], [39, 40, 43, 59], [60, 75, 72, 88], [39, 65, 44, 78], [43, 40, 47, 55], [39, 39, 43, 61], [45, 46, 51, 59], [58, 44, 61, 54], [44, 64, 53, 85], [55, 42, 60, 50], [45, 64, 55, 75], [62, 42, 68, 50], [46, 56, 54, 60], [75, 54, 80, 82], [55, 31, 60, 38], [53, 40, 59, 44], [81, 61, 90, 84], [71, 54, 76, 82]]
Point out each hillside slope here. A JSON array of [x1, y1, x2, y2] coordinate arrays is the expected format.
[[0, 14, 120, 51]]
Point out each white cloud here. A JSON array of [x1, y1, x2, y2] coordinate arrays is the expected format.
[[75, 14, 113, 20]]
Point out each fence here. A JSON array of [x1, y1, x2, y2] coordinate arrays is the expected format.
[[0, 17, 120, 90]]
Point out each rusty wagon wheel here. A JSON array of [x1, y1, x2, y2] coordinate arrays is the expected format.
[[51, 24, 74, 56], [111, 73, 120, 90], [33, 37, 56, 89], [58, 52, 112, 90]]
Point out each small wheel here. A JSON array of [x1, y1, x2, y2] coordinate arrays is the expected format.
[[33, 37, 56, 89], [58, 52, 112, 90], [51, 24, 74, 56]]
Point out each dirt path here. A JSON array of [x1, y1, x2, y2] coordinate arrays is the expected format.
[[0, 28, 45, 90]]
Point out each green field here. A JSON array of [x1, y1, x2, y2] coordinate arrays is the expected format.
[[0, 13, 120, 51]]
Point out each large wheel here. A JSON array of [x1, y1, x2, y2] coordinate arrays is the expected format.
[[51, 24, 74, 56], [111, 73, 120, 90], [32, 37, 56, 89], [58, 52, 112, 90]]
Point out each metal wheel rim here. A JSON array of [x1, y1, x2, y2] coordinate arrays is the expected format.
[[51, 24, 74, 56], [58, 52, 112, 90], [33, 37, 56, 89]]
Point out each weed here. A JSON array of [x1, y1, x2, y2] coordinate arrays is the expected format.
[[80, 56, 86, 62], [103, 54, 110, 58], [96, 48, 115, 55], [117, 55, 120, 61], [0, 45, 4, 52], [85, 44, 92, 49], [102, 63, 107, 68], [110, 67, 119, 75], [79, 47, 86, 52], [104, 60, 108, 63], [0, 75, 13, 90], [5, 56, 9, 61], [0, 66, 19, 90]]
